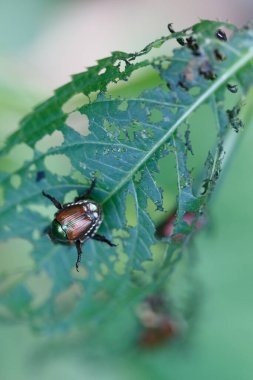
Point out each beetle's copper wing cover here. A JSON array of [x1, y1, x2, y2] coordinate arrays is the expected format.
[[56, 205, 93, 241]]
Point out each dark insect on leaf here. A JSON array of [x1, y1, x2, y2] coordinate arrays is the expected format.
[[227, 104, 244, 133], [227, 83, 238, 93], [202, 146, 224, 195], [123, 58, 131, 66], [199, 60, 216, 80], [167, 23, 175, 33], [167, 22, 185, 45], [186, 36, 200, 56], [145, 295, 167, 313], [227, 104, 241, 118], [200, 178, 210, 195], [184, 126, 194, 155], [243, 21, 253, 30], [230, 118, 243, 133], [166, 82, 171, 89], [36, 171, 45, 182], [216, 29, 227, 41], [177, 80, 189, 91], [214, 48, 226, 61], [176, 37, 186, 46]]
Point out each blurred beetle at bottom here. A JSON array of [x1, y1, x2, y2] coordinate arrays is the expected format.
[[42, 178, 116, 271]]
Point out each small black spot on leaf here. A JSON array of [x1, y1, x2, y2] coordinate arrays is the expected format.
[[36, 171, 45, 182], [184, 127, 194, 155]]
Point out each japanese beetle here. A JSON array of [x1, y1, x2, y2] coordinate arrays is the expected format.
[[42, 178, 116, 271]]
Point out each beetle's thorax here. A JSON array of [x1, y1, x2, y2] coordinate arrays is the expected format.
[[63, 199, 102, 214]]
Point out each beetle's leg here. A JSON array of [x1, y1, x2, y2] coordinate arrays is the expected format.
[[42, 191, 62, 209], [75, 239, 82, 272], [74, 177, 96, 202], [92, 234, 117, 247]]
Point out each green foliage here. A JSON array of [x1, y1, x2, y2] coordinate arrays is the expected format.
[[0, 20, 253, 340]]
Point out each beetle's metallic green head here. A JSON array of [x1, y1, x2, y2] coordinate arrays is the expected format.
[[49, 219, 68, 242]]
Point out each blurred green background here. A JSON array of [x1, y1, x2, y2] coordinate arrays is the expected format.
[[1, 1, 253, 379]]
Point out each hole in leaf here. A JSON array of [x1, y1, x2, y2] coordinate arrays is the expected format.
[[0, 238, 34, 275], [26, 271, 53, 309], [100, 263, 109, 275], [44, 154, 71, 176], [64, 190, 78, 203], [65, 111, 90, 136], [112, 229, 130, 239], [125, 121, 143, 141], [148, 108, 163, 123], [32, 229, 40, 240], [113, 59, 127, 73], [118, 100, 128, 111], [35, 131, 64, 153], [186, 104, 217, 177], [62, 93, 90, 113], [134, 171, 142, 183], [146, 198, 165, 224], [27, 204, 54, 218], [114, 248, 128, 275], [125, 193, 137, 227], [155, 154, 178, 215], [55, 283, 84, 315], [189, 86, 201, 96], [98, 68, 107, 75], [72, 170, 89, 184], [10, 174, 21, 189], [0, 144, 33, 173], [71, 265, 88, 279], [107, 66, 163, 98]]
